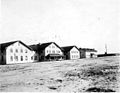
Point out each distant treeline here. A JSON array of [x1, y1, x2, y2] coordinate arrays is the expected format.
[[97, 53, 120, 57]]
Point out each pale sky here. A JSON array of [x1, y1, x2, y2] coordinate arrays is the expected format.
[[0, 0, 120, 54]]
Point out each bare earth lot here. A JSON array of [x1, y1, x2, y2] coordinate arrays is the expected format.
[[0, 56, 120, 92]]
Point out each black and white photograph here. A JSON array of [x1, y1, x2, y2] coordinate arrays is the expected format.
[[0, 0, 120, 92]]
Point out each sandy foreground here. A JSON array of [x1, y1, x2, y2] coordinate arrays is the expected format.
[[0, 56, 120, 92]]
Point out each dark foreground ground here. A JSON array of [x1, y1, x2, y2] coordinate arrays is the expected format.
[[0, 56, 120, 92]]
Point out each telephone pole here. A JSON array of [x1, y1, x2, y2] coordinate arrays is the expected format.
[[105, 44, 107, 54]]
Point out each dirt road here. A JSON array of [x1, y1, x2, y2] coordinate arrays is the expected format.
[[0, 56, 120, 92]]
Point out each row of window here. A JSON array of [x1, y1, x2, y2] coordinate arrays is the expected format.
[[47, 50, 60, 54], [49, 45, 56, 48], [10, 48, 28, 53], [71, 55, 79, 59], [71, 51, 79, 53], [10, 56, 37, 61]]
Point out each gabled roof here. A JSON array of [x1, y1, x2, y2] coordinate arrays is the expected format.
[[29, 42, 63, 52], [0, 40, 33, 52], [61, 46, 79, 53], [79, 48, 97, 52], [29, 44, 39, 52], [39, 42, 53, 50]]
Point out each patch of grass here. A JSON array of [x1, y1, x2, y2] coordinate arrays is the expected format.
[[0, 65, 29, 72]]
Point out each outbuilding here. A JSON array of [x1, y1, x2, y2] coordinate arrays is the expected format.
[[79, 48, 97, 58]]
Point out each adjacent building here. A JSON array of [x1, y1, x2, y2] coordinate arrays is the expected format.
[[30, 42, 64, 61], [0, 41, 38, 65], [62, 46, 80, 60], [79, 48, 97, 58]]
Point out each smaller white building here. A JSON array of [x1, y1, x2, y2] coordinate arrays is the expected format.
[[0, 41, 38, 65], [62, 46, 80, 60], [79, 48, 97, 58]]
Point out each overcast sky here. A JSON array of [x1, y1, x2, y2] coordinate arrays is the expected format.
[[0, 0, 120, 53]]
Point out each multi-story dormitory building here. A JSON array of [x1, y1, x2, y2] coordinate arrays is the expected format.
[[29, 42, 64, 61], [0, 41, 39, 65], [0, 40, 97, 65], [61, 46, 80, 60]]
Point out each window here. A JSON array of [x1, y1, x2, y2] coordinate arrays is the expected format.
[[10, 56, 13, 61], [49, 50, 51, 53], [71, 51, 74, 53], [21, 49, 23, 53], [34, 56, 37, 60], [52, 46, 55, 48], [47, 50, 49, 53], [25, 56, 28, 60], [25, 49, 27, 53], [31, 56, 33, 60], [21, 56, 23, 61], [15, 56, 18, 61], [57, 50, 60, 53], [52, 50, 55, 53], [16, 49, 18, 53], [10, 49, 13, 53]]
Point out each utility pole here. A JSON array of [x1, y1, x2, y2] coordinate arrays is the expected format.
[[105, 44, 107, 54]]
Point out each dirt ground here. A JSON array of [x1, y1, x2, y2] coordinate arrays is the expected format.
[[0, 56, 120, 92]]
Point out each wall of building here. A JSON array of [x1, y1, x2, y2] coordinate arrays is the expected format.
[[45, 43, 63, 56], [80, 50, 86, 58], [6, 42, 37, 64], [86, 52, 97, 58], [70, 47, 80, 59]]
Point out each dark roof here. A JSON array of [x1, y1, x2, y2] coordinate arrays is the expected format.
[[39, 42, 53, 50], [61, 46, 79, 53], [29, 42, 62, 52], [29, 44, 39, 52], [79, 48, 97, 52], [0, 40, 33, 52]]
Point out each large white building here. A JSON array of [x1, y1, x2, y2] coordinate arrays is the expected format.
[[30, 42, 64, 61], [0, 41, 38, 65], [62, 46, 80, 60]]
